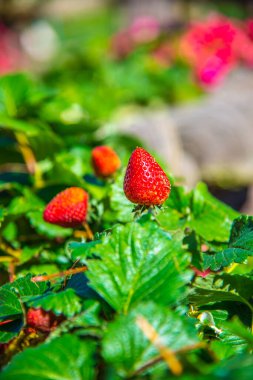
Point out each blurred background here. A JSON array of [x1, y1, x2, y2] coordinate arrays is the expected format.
[[1, 0, 253, 212]]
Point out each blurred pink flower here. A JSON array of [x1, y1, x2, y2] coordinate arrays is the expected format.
[[0, 24, 21, 74], [196, 52, 234, 86], [110, 30, 134, 60], [128, 16, 160, 44], [151, 42, 172, 67], [179, 16, 238, 86], [234, 25, 253, 67], [246, 19, 253, 40], [110, 16, 160, 60]]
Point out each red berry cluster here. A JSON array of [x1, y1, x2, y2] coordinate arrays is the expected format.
[[43, 146, 170, 228]]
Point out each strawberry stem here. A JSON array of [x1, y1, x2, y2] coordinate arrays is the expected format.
[[82, 222, 94, 241]]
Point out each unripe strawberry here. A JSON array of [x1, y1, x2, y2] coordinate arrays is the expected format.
[[43, 187, 88, 228], [91, 146, 121, 178], [26, 308, 59, 332], [124, 147, 171, 206]]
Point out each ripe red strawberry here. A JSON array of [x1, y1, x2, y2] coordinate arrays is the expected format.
[[124, 147, 171, 206], [43, 187, 88, 228], [91, 146, 121, 178], [26, 308, 62, 332]]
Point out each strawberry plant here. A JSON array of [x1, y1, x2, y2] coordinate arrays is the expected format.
[[0, 65, 253, 379]]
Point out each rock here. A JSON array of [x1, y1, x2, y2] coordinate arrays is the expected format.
[[107, 107, 200, 187], [119, 0, 183, 25], [105, 69, 253, 190], [171, 69, 253, 186]]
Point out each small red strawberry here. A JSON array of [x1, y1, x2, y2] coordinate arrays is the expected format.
[[124, 147, 171, 206], [26, 308, 62, 332], [91, 146, 121, 178], [192, 267, 211, 278], [43, 187, 88, 228]]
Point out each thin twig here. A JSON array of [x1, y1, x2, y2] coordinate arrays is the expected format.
[[8, 261, 16, 282], [133, 342, 205, 377], [32, 266, 87, 282]]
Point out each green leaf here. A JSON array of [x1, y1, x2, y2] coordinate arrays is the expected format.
[[86, 218, 191, 313], [209, 339, 245, 361], [27, 210, 72, 239], [49, 301, 102, 341], [0, 289, 22, 321], [68, 240, 101, 263], [19, 246, 44, 265], [212, 354, 253, 380], [3, 274, 48, 300], [0, 116, 39, 135], [104, 171, 133, 224], [152, 186, 190, 233], [5, 188, 72, 238], [0, 117, 63, 159], [20, 264, 59, 277], [0, 208, 6, 227], [189, 183, 238, 242], [0, 73, 34, 117], [166, 185, 191, 214], [0, 331, 18, 344], [189, 273, 253, 313], [45, 159, 85, 187], [0, 319, 23, 343], [102, 302, 199, 378], [221, 318, 253, 349], [0, 334, 95, 380], [156, 183, 238, 241], [73, 301, 101, 328], [7, 191, 42, 216], [204, 216, 253, 270], [27, 288, 82, 317]]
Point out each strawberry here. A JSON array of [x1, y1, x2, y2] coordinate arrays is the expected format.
[[192, 267, 211, 278], [91, 146, 121, 178], [43, 187, 88, 228], [26, 308, 61, 332], [124, 147, 171, 206]]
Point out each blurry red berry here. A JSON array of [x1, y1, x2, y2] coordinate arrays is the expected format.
[[91, 146, 121, 178], [43, 187, 88, 228], [26, 308, 58, 332]]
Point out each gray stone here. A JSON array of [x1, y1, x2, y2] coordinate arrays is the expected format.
[[171, 69, 253, 186], [106, 107, 200, 187]]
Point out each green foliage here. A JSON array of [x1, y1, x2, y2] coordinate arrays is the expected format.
[[103, 171, 133, 224], [212, 354, 253, 380], [0, 289, 22, 321], [157, 183, 238, 242], [85, 217, 191, 313], [27, 289, 82, 317], [0, 11, 253, 377], [204, 216, 253, 270], [189, 183, 238, 242], [189, 273, 253, 316], [0, 335, 95, 380], [102, 302, 199, 378], [2, 274, 48, 300]]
